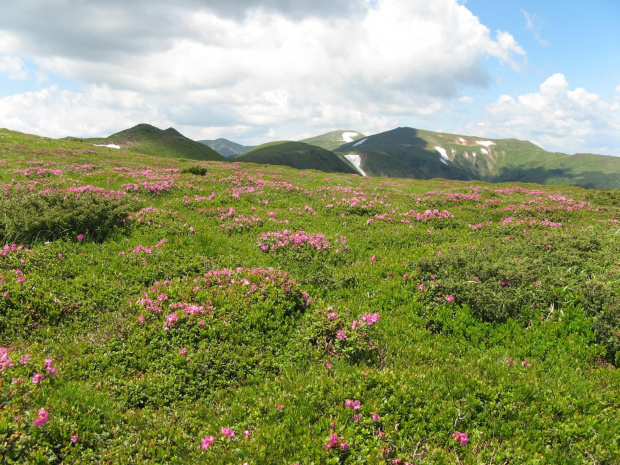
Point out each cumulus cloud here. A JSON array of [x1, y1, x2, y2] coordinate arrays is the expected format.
[[0, 85, 171, 137], [468, 74, 620, 155], [0, 0, 527, 143], [0, 56, 28, 80]]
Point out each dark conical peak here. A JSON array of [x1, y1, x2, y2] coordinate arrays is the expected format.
[[163, 127, 184, 138]]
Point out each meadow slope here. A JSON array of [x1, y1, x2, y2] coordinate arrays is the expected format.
[[0, 128, 619, 464]]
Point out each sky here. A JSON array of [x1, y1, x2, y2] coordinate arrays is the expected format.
[[0, 0, 618, 155]]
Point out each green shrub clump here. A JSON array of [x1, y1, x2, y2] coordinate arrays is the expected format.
[[0, 190, 135, 245]]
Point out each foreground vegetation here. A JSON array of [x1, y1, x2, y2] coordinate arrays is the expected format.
[[0, 128, 618, 464]]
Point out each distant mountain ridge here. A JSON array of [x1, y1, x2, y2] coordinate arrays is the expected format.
[[334, 127, 620, 189], [300, 130, 367, 151], [236, 141, 358, 174], [86, 124, 225, 161], [66, 123, 620, 188], [198, 138, 254, 158]]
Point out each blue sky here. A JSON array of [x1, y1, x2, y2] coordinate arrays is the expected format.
[[0, 0, 618, 155]]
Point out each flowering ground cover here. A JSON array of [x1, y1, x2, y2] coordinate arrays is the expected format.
[[0, 128, 619, 463]]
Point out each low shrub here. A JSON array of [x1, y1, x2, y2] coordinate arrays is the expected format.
[[0, 191, 135, 245]]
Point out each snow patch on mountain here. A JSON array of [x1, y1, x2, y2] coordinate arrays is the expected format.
[[342, 132, 359, 143], [476, 140, 495, 147], [434, 146, 449, 165], [458, 137, 466, 144], [94, 144, 121, 149], [344, 154, 366, 176], [480, 148, 488, 155], [353, 138, 367, 147]]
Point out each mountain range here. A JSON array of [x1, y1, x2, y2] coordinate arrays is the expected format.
[[57, 123, 620, 189], [85, 124, 224, 161], [198, 138, 254, 158]]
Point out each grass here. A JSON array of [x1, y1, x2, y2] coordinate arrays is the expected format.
[[0, 127, 619, 464]]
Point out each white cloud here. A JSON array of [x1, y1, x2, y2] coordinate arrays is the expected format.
[[0, 56, 28, 80], [469, 74, 620, 155], [0, 0, 527, 143], [0, 85, 171, 137], [521, 9, 549, 46]]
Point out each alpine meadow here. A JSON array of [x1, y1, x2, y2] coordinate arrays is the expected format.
[[0, 127, 618, 464]]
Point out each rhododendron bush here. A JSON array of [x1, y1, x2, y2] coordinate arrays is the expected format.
[[0, 130, 617, 463]]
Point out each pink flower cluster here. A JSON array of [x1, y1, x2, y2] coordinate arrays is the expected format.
[[258, 230, 336, 253], [325, 433, 349, 451], [452, 431, 469, 445], [132, 238, 168, 254], [344, 399, 361, 410]]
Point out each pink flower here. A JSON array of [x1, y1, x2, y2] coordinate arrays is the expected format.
[[370, 255, 377, 262], [444, 295, 455, 303], [506, 358, 516, 365], [221, 427, 235, 438], [178, 348, 187, 355], [201, 435, 215, 450], [353, 414, 362, 422], [20, 354, 30, 365], [33, 408, 49, 427], [70, 435, 78, 444], [372, 413, 380, 422], [244, 430, 251, 439], [403, 273, 409, 280], [351, 320, 360, 330], [521, 360, 531, 367], [275, 403, 285, 411], [360, 313, 381, 325], [77, 234, 84, 241], [337, 330, 347, 340], [452, 431, 469, 445], [138, 316, 145, 323], [44, 358, 57, 375], [326, 312, 338, 320], [418, 284, 424, 291], [344, 399, 361, 410], [32, 373, 45, 385], [325, 360, 332, 370]]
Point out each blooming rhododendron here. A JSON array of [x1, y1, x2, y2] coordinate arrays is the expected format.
[[452, 431, 469, 445], [201, 435, 215, 450], [33, 408, 49, 427], [221, 427, 235, 438]]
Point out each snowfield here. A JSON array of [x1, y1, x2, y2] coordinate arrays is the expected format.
[[344, 154, 366, 176], [353, 138, 367, 147], [94, 144, 121, 149], [342, 132, 359, 143], [476, 140, 495, 147], [434, 146, 449, 165]]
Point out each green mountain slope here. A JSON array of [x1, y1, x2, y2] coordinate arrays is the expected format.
[[236, 141, 358, 174], [300, 130, 366, 151], [198, 138, 254, 158], [335, 127, 476, 181], [336, 127, 620, 188], [86, 124, 225, 161]]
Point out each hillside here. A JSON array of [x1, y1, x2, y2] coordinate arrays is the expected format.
[[198, 138, 254, 158], [336, 127, 620, 189], [335, 127, 476, 181], [300, 130, 367, 151], [0, 127, 619, 463], [86, 123, 225, 161], [236, 140, 358, 174]]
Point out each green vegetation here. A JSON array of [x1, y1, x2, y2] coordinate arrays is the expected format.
[[300, 130, 366, 151], [198, 138, 254, 158], [86, 124, 225, 162], [336, 127, 620, 189], [237, 140, 359, 174], [0, 127, 619, 464]]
